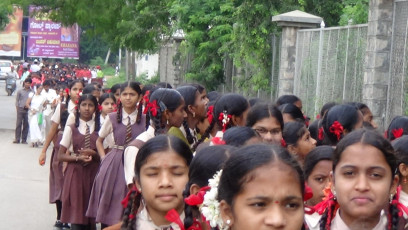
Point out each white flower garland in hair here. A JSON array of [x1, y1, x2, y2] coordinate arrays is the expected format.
[[200, 169, 225, 228]]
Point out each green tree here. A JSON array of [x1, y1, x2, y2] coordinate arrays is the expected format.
[[339, 0, 369, 25], [299, 0, 344, 26], [0, 1, 15, 30]]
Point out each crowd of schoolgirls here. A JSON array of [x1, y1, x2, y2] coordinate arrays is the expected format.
[[34, 79, 408, 230]]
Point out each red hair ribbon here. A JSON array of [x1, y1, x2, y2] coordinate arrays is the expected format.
[[318, 127, 324, 141], [143, 90, 150, 105], [74, 100, 79, 105], [121, 185, 139, 209], [211, 137, 225, 145], [64, 88, 69, 94], [304, 183, 313, 202], [391, 186, 408, 217], [316, 114, 321, 119], [143, 100, 160, 117], [107, 89, 111, 93], [392, 128, 404, 139], [207, 105, 214, 124], [313, 183, 339, 215], [304, 115, 309, 127], [281, 138, 287, 147], [329, 121, 344, 141], [98, 105, 102, 112], [184, 186, 210, 206], [165, 209, 185, 230]]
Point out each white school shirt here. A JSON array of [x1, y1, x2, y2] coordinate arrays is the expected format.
[[98, 108, 138, 139], [304, 212, 322, 230], [60, 119, 95, 151], [136, 206, 184, 230], [331, 209, 387, 230], [124, 126, 155, 185], [400, 190, 408, 219], [51, 100, 76, 124], [100, 114, 114, 149], [41, 89, 58, 116]]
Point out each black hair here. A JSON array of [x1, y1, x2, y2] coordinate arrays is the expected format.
[[83, 84, 98, 95], [24, 77, 32, 84], [321, 104, 361, 146], [193, 93, 249, 151], [43, 79, 52, 86], [308, 119, 321, 146], [246, 102, 284, 130], [248, 97, 265, 107], [386, 116, 408, 141], [278, 103, 305, 122], [111, 83, 122, 95], [183, 145, 235, 229], [99, 93, 116, 105], [121, 135, 193, 230], [319, 102, 336, 118], [347, 102, 370, 114], [147, 88, 184, 136], [223, 126, 259, 147], [276, 94, 301, 106], [176, 84, 206, 145], [218, 144, 304, 207], [303, 146, 334, 180], [319, 129, 398, 230], [74, 94, 101, 132], [207, 91, 221, 103], [283, 121, 307, 146], [116, 82, 143, 124], [141, 84, 154, 96], [391, 135, 408, 177]]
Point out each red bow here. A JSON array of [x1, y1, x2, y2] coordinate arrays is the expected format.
[[185, 186, 210, 206], [329, 121, 344, 141], [211, 137, 225, 145], [64, 88, 69, 95], [98, 105, 102, 112], [107, 89, 111, 93], [391, 186, 408, 217], [392, 128, 404, 139], [143, 90, 150, 105], [316, 114, 321, 119], [144, 100, 159, 117], [74, 100, 79, 105], [304, 183, 313, 202], [207, 106, 214, 124], [121, 185, 139, 209], [165, 209, 185, 230], [281, 138, 287, 147], [318, 127, 324, 141]]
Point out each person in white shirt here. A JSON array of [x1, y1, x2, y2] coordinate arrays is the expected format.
[[30, 59, 41, 72], [41, 80, 58, 139], [26, 84, 46, 147]]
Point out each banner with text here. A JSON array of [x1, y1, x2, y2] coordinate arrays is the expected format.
[[0, 7, 23, 57], [28, 6, 79, 59]]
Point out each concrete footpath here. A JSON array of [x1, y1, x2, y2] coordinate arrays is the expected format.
[[0, 80, 55, 229]]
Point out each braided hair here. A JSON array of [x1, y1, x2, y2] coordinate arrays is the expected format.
[[146, 88, 184, 136], [116, 81, 142, 124], [193, 93, 249, 151], [319, 129, 398, 229], [121, 135, 192, 230], [74, 94, 101, 132]]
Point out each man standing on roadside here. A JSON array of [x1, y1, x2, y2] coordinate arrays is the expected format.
[[14, 78, 32, 144]]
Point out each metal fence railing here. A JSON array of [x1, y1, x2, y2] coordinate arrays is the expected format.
[[294, 24, 368, 117]]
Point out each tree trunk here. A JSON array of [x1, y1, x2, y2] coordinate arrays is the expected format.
[[104, 48, 111, 65]]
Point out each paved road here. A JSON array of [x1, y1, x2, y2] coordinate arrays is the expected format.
[[0, 80, 56, 229]]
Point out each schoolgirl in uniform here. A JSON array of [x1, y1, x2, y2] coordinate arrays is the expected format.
[[86, 82, 145, 228], [58, 94, 101, 230]]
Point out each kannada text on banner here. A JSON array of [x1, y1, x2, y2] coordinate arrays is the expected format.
[[27, 6, 79, 59], [0, 7, 23, 57]]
